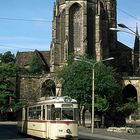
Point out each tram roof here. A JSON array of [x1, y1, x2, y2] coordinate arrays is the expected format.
[[37, 96, 77, 104]]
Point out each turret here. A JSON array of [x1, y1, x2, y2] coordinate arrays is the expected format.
[[106, 0, 117, 28], [134, 24, 140, 75]]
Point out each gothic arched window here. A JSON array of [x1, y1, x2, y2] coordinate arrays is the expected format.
[[69, 3, 82, 54], [60, 9, 65, 63]]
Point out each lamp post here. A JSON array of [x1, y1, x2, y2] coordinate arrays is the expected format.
[[118, 23, 137, 35], [74, 57, 114, 133], [110, 27, 140, 37], [110, 24, 140, 37]]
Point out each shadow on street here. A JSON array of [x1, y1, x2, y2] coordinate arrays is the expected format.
[[0, 123, 20, 139], [0, 122, 28, 139]]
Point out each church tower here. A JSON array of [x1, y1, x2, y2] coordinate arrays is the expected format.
[[50, 0, 117, 72], [134, 24, 140, 75]]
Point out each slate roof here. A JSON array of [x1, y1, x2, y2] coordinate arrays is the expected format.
[[15, 50, 50, 71]]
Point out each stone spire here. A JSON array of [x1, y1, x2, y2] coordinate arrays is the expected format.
[[134, 23, 140, 75]]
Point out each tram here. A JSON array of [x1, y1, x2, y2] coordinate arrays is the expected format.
[[17, 96, 78, 140]]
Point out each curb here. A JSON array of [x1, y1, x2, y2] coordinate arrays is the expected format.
[[79, 131, 127, 140]]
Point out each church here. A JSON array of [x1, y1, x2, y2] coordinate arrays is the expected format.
[[49, 0, 140, 106], [50, 0, 134, 75], [15, 0, 140, 120]]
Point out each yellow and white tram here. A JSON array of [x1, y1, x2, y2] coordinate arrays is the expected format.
[[17, 96, 78, 140]]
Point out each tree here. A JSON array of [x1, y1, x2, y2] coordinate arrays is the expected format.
[[95, 63, 122, 102], [56, 56, 92, 105], [0, 62, 16, 120], [56, 56, 122, 126], [0, 52, 22, 120], [117, 97, 139, 118], [94, 63, 124, 127], [0, 51, 15, 63], [28, 55, 46, 74], [56, 56, 93, 125], [95, 95, 109, 127]]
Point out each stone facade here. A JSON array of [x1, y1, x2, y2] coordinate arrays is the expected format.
[[123, 77, 140, 105], [49, 0, 140, 105], [16, 73, 62, 103], [50, 0, 117, 72], [16, 0, 140, 107], [48, 0, 140, 112]]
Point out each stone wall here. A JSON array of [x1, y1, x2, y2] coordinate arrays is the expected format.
[[16, 73, 62, 102], [123, 77, 140, 104]]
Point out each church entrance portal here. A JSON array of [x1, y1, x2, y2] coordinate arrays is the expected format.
[[41, 79, 56, 97], [122, 84, 137, 103]]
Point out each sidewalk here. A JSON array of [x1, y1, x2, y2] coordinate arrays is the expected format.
[[78, 124, 140, 140]]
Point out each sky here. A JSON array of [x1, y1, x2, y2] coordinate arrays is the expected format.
[[0, 0, 54, 55], [0, 0, 140, 55], [117, 0, 140, 48]]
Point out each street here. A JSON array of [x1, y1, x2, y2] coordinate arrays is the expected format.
[[0, 122, 96, 140], [79, 136, 103, 140], [0, 121, 140, 140], [0, 122, 34, 140], [78, 134, 113, 140], [0, 121, 114, 140]]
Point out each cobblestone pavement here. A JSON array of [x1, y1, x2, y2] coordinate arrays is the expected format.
[[78, 121, 140, 140]]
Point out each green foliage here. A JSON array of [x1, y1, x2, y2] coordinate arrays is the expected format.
[[56, 55, 122, 114], [0, 63, 16, 113], [95, 63, 122, 109], [0, 52, 24, 114], [11, 100, 28, 112], [56, 56, 93, 106], [0, 51, 15, 63], [117, 97, 139, 117], [95, 95, 109, 112], [28, 55, 44, 74], [0, 62, 16, 79]]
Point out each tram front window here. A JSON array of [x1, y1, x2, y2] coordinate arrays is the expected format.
[[55, 108, 61, 120], [62, 109, 73, 120]]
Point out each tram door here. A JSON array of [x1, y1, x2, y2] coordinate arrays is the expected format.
[[46, 105, 56, 139]]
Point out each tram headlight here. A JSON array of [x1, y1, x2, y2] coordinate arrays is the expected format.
[[64, 96, 72, 103]]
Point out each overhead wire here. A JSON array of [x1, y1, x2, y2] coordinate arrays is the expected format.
[[117, 7, 140, 30], [0, 17, 51, 51], [0, 5, 140, 51], [0, 8, 138, 25], [0, 44, 35, 51], [117, 8, 140, 22], [0, 17, 51, 22]]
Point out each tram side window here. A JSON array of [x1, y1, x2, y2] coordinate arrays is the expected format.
[[47, 105, 61, 120], [42, 105, 45, 120], [74, 108, 78, 121], [47, 105, 51, 120], [36, 106, 41, 120], [51, 105, 55, 120], [28, 107, 34, 119], [55, 108, 61, 120], [51, 106, 61, 120], [28, 106, 41, 120]]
